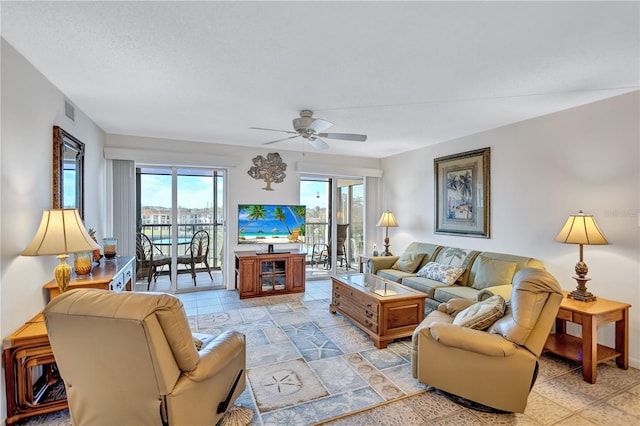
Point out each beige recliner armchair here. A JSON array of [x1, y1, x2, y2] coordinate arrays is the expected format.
[[43, 289, 246, 425], [411, 268, 563, 413]]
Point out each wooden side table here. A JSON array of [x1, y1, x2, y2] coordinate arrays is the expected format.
[[544, 292, 631, 383], [2, 313, 67, 425], [3, 255, 136, 424]]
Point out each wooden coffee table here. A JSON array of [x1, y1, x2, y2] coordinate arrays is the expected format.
[[330, 273, 426, 348]]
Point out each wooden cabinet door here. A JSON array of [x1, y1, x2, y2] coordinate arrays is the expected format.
[[238, 257, 257, 298], [289, 254, 306, 292]]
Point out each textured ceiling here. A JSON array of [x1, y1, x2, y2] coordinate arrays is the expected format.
[[1, 1, 638, 158]]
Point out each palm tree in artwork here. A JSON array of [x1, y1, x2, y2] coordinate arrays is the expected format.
[[457, 171, 473, 219], [273, 207, 292, 234], [239, 205, 267, 234], [287, 206, 307, 237], [446, 174, 460, 218]]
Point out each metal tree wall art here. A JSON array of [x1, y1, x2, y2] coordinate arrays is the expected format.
[[247, 152, 287, 191]]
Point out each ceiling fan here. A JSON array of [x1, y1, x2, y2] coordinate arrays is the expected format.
[[250, 110, 367, 150]]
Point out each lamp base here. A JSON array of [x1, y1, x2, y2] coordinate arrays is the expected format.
[[567, 276, 596, 302], [382, 236, 392, 257], [54, 254, 72, 294]]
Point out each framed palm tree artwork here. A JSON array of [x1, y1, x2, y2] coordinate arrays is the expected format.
[[434, 147, 490, 238]]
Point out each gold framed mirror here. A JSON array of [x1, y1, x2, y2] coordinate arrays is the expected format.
[[53, 126, 85, 218]]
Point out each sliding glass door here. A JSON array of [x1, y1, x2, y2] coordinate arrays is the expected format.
[[137, 167, 225, 291], [301, 176, 364, 278]]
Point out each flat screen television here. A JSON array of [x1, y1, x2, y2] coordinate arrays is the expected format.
[[238, 204, 306, 251]]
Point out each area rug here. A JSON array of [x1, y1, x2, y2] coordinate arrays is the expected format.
[[22, 297, 424, 426], [190, 298, 425, 425]]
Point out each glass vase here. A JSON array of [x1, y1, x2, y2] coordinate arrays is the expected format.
[[103, 237, 118, 260], [74, 251, 93, 276]]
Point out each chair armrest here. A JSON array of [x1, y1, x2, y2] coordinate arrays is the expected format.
[[367, 256, 398, 273], [428, 322, 517, 357], [438, 298, 476, 316], [477, 285, 512, 301], [186, 330, 245, 382]]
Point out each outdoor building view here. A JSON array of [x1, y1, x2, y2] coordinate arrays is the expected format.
[[137, 171, 364, 278]]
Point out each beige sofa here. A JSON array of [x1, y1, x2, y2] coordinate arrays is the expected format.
[[367, 242, 544, 311]]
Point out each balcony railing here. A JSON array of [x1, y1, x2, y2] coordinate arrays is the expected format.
[[303, 222, 362, 269], [140, 223, 223, 270], [140, 221, 361, 275]]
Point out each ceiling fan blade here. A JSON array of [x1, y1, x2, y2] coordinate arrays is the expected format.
[[307, 137, 329, 150], [263, 135, 300, 145], [317, 132, 367, 142], [308, 119, 333, 134], [250, 126, 297, 135]]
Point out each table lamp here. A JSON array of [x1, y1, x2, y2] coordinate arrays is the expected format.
[[554, 210, 608, 302], [22, 209, 101, 293], [377, 210, 399, 256]]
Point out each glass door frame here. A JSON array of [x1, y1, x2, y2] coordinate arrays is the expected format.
[[301, 174, 364, 278], [136, 165, 226, 292]]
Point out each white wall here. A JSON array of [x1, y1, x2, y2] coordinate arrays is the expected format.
[[381, 91, 640, 368], [105, 134, 382, 287], [1, 38, 107, 420]]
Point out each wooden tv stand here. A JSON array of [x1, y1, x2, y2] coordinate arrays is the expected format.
[[235, 250, 306, 299]]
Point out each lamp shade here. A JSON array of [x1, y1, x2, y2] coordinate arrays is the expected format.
[[554, 211, 608, 245], [22, 209, 100, 256], [376, 211, 399, 228]]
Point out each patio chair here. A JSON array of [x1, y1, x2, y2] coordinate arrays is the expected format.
[[136, 232, 172, 290], [311, 224, 350, 269], [177, 230, 213, 285]]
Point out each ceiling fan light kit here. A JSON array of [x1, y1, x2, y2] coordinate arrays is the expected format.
[[251, 110, 367, 150]]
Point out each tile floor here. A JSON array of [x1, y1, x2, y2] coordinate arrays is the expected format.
[[134, 275, 640, 426], [136, 273, 334, 315], [322, 354, 640, 426]]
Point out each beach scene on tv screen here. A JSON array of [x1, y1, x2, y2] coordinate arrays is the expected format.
[[238, 204, 306, 244]]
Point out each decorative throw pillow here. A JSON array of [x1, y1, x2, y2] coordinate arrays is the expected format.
[[392, 252, 426, 273], [435, 247, 478, 268], [472, 256, 517, 290], [452, 295, 507, 330], [416, 262, 465, 285]]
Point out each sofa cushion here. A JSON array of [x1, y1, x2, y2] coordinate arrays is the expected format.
[[471, 256, 517, 290], [433, 285, 480, 303], [433, 247, 481, 285], [452, 295, 506, 330], [392, 252, 426, 273], [416, 262, 465, 285], [401, 276, 447, 298], [376, 269, 414, 283], [468, 252, 544, 289], [403, 242, 443, 270]]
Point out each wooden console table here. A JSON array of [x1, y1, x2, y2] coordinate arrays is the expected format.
[[3, 256, 135, 424], [43, 255, 134, 300], [544, 292, 630, 383]]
